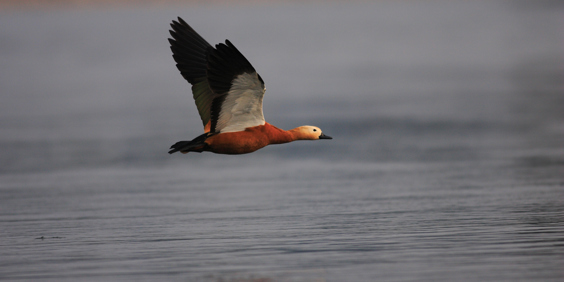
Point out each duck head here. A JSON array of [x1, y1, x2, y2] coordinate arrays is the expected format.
[[292, 125, 332, 140]]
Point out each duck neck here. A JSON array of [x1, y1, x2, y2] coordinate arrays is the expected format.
[[265, 123, 298, 144]]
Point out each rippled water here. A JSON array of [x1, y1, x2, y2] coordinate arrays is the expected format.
[[1, 1, 563, 281]]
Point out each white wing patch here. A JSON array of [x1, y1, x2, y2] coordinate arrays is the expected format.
[[215, 72, 266, 133]]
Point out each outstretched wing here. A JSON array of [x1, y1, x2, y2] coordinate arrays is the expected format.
[[169, 18, 216, 132], [207, 40, 266, 133], [168, 18, 266, 134]]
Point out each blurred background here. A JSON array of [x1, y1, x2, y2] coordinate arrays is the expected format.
[[1, 1, 563, 281]]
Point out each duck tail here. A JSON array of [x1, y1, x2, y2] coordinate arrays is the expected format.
[[168, 132, 212, 154]]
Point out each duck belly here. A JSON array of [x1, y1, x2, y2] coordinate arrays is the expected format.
[[205, 131, 269, 154]]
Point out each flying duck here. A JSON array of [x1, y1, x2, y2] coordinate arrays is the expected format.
[[167, 17, 332, 155]]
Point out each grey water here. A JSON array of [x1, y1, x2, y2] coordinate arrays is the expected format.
[[1, 1, 563, 281]]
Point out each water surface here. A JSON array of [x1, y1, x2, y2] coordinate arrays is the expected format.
[[1, 1, 563, 281]]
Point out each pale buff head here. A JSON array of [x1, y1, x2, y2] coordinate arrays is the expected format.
[[292, 125, 332, 140]]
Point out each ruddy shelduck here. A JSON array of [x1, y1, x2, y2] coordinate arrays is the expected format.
[[167, 17, 332, 155]]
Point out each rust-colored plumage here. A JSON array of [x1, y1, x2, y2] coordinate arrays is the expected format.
[[167, 18, 331, 155], [204, 123, 292, 154]]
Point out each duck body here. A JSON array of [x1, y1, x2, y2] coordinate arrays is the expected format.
[[169, 123, 331, 155], [206, 123, 290, 154], [167, 18, 331, 155]]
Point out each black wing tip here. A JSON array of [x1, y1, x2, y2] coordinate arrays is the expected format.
[[169, 17, 192, 41], [168, 17, 213, 84], [170, 16, 187, 27], [224, 39, 235, 47], [177, 17, 187, 25]]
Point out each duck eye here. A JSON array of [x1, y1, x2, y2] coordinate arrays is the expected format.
[[313, 129, 317, 132]]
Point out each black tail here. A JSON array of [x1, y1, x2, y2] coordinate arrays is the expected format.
[[168, 132, 213, 154]]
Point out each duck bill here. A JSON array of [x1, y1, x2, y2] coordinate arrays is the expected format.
[[319, 133, 332, 139]]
